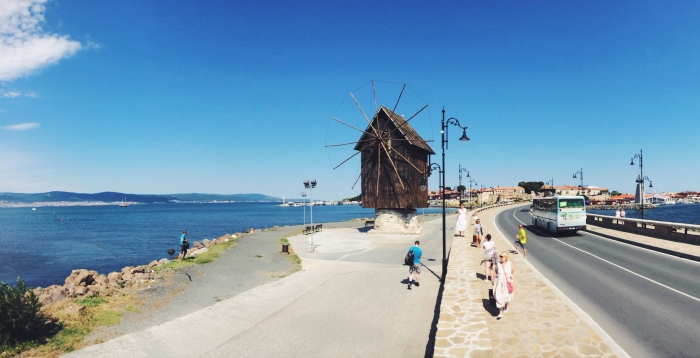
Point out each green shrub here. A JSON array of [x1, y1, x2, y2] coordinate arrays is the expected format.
[[0, 278, 59, 349]]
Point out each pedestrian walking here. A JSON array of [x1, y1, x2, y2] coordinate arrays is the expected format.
[[493, 251, 514, 318], [406, 241, 422, 290], [179, 230, 189, 262], [473, 219, 483, 247], [455, 203, 467, 237], [482, 234, 496, 281], [512, 224, 527, 258], [615, 209, 621, 218], [620, 209, 626, 218]]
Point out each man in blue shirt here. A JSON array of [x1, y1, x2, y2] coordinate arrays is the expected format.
[[407, 240, 422, 290], [178, 230, 188, 262]]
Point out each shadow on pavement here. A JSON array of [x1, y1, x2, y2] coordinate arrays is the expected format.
[[424, 275, 444, 358]]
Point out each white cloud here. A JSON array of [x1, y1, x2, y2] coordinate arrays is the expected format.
[[1, 91, 38, 97], [0, 0, 82, 81], [3, 91, 21, 97], [2, 122, 39, 130]]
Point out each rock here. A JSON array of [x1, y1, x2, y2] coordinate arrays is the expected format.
[[107, 272, 123, 282], [148, 260, 159, 268], [193, 241, 202, 249], [122, 272, 134, 282], [121, 266, 134, 275], [74, 286, 88, 296], [94, 274, 109, 286], [159, 258, 170, 265], [65, 269, 98, 287], [131, 266, 146, 274], [246, 228, 255, 233], [202, 239, 211, 247], [189, 247, 208, 256], [37, 285, 69, 305], [65, 304, 86, 317]]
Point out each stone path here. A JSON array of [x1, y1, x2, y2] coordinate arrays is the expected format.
[[585, 224, 700, 257], [435, 204, 622, 358]]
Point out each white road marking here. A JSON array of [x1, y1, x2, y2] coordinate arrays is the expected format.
[[509, 210, 700, 303]]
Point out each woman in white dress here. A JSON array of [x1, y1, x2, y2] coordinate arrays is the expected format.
[[455, 203, 467, 237], [493, 251, 514, 319]]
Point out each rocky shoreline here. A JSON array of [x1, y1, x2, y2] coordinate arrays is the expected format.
[[33, 231, 250, 307]]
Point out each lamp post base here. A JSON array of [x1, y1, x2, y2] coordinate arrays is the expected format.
[[442, 258, 448, 281]]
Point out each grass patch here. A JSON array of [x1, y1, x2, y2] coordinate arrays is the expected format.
[[289, 254, 301, 265], [279, 237, 289, 245], [124, 305, 139, 313], [254, 255, 262, 258], [91, 310, 122, 326], [75, 296, 106, 308]]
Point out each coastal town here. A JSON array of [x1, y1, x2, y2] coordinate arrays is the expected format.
[[428, 184, 700, 206]]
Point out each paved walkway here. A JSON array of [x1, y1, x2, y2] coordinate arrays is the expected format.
[[64, 218, 451, 357], [434, 205, 622, 358], [585, 224, 700, 257]]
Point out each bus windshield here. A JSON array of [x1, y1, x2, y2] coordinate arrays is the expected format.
[[559, 199, 584, 208]]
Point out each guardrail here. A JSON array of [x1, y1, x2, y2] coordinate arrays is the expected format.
[[587, 214, 700, 245]]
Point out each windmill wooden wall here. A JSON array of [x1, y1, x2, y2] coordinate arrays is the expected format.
[[356, 106, 435, 209]]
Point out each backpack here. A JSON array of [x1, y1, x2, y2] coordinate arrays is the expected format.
[[404, 248, 415, 266], [182, 239, 190, 250]]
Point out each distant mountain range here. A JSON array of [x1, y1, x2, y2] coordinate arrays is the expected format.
[[0, 191, 281, 204]]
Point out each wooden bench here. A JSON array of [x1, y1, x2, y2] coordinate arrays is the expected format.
[[365, 220, 375, 228]]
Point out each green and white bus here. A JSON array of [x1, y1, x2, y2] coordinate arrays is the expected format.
[[531, 196, 586, 233]]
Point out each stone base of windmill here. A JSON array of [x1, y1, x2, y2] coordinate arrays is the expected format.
[[367, 208, 423, 235]]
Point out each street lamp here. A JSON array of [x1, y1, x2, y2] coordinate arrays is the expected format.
[[303, 180, 317, 252], [630, 150, 653, 220], [436, 108, 470, 280], [468, 178, 477, 209], [458, 164, 469, 204], [572, 168, 584, 189], [301, 192, 307, 226]]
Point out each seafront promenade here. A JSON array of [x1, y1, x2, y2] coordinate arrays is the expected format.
[[58, 204, 700, 357], [63, 217, 452, 357]]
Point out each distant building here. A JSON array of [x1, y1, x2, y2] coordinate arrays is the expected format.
[[476, 186, 528, 204], [539, 185, 610, 201]]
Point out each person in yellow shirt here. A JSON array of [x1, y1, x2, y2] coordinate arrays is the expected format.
[[513, 224, 527, 258]]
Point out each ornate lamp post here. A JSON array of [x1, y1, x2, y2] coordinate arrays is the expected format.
[[468, 177, 476, 209], [458, 164, 469, 204], [630, 150, 653, 220], [303, 180, 317, 252], [301, 192, 307, 226], [572, 168, 584, 189], [427, 107, 469, 281]]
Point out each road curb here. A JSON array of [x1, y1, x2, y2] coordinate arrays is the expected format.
[[582, 229, 700, 263]]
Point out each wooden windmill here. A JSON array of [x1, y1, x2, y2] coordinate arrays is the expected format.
[[326, 82, 435, 234]]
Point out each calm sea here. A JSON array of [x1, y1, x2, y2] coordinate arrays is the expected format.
[[588, 203, 700, 225], [0, 203, 448, 287]]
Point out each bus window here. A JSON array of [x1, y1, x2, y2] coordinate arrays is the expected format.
[[559, 199, 584, 208]]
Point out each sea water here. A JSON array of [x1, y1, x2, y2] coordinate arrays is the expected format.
[[0, 203, 448, 287], [588, 203, 700, 225]]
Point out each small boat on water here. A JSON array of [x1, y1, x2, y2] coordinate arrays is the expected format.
[[32, 207, 37, 211], [119, 197, 129, 207], [278, 197, 292, 207]]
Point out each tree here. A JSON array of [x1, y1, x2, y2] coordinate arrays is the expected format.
[[610, 190, 621, 196], [456, 185, 466, 193], [518, 181, 545, 194]]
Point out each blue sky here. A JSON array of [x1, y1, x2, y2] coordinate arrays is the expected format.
[[1, 0, 699, 200]]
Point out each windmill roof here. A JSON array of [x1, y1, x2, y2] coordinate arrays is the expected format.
[[354, 106, 435, 154]]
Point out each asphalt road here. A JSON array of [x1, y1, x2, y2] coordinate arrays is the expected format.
[[494, 205, 700, 358]]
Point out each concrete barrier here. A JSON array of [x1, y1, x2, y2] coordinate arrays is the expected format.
[[587, 214, 700, 245]]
